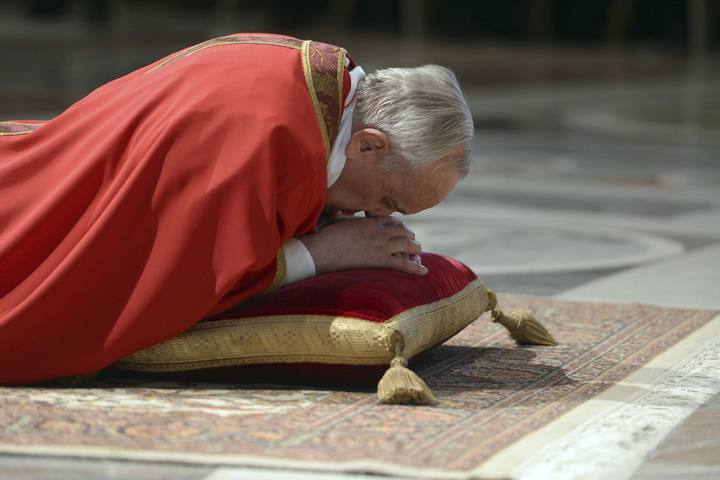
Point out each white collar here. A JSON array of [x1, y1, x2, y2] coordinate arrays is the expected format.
[[327, 62, 365, 187]]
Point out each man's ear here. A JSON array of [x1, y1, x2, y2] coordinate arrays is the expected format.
[[350, 128, 389, 156]]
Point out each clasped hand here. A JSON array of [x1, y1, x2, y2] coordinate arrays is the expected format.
[[299, 216, 427, 276]]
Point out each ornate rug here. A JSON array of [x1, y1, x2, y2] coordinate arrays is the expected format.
[[1, 295, 718, 479]]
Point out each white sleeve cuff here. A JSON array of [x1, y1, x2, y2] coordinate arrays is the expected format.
[[281, 238, 317, 285]]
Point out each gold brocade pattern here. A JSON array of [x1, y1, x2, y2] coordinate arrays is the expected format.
[[301, 40, 346, 158], [115, 280, 489, 371], [0, 121, 44, 136]]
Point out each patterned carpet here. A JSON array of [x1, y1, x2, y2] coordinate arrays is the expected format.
[[1, 296, 717, 479]]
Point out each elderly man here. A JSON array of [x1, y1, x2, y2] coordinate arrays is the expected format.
[[0, 33, 473, 384]]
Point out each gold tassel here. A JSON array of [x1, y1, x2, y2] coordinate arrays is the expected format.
[[486, 289, 557, 346], [377, 336, 438, 406]]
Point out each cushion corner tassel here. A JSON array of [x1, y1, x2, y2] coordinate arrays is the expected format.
[[377, 333, 438, 406], [486, 289, 558, 346]]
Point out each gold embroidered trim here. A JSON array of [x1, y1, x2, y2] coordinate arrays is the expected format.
[[264, 248, 287, 294], [114, 280, 489, 371], [0, 121, 44, 136], [147, 34, 304, 73], [301, 40, 346, 162], [336, 48, 345, 112], [300, 40, 329, 155]]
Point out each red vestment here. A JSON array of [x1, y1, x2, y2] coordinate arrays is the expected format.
[[0, 34, 348, 384]]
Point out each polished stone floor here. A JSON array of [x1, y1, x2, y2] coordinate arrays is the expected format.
[[632, 392, 720, 480], [1, 6, 719, 479]]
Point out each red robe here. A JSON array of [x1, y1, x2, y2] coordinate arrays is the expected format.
[[0, 34, 348, 384]]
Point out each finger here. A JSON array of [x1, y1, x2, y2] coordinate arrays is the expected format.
[[391, 220, 416, 240], [376, 217, 415, 237], [389, 255, 428, 275], [372, 216, 396, 226], [393, 252, 422, 264], [383, 223, 416, 240], [388, 237, 422, 255], [403, 224, 416, 240]]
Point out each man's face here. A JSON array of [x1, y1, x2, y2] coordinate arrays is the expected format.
[[326, 129, 462, 216]]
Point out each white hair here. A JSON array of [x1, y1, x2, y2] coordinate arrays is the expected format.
[[352, 64, 474, 176]]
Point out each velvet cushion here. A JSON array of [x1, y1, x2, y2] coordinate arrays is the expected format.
[[113, 253, 490, 385]]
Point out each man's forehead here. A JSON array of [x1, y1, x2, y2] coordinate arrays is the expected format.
[[394, 170, 458, 214]]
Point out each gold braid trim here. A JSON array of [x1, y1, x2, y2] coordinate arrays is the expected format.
[[0, 121, 44, 136], [114, 279, 489, 371], [264, 248, 287, 294], [336, 45, 345, 115]]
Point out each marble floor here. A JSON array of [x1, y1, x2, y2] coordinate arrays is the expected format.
[[412, 70, 720, 480], [1, 8, 719, 479]]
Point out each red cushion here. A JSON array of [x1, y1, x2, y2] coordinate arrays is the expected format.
[[206, 253, 477, 322], [112, 253, 484, 386]]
